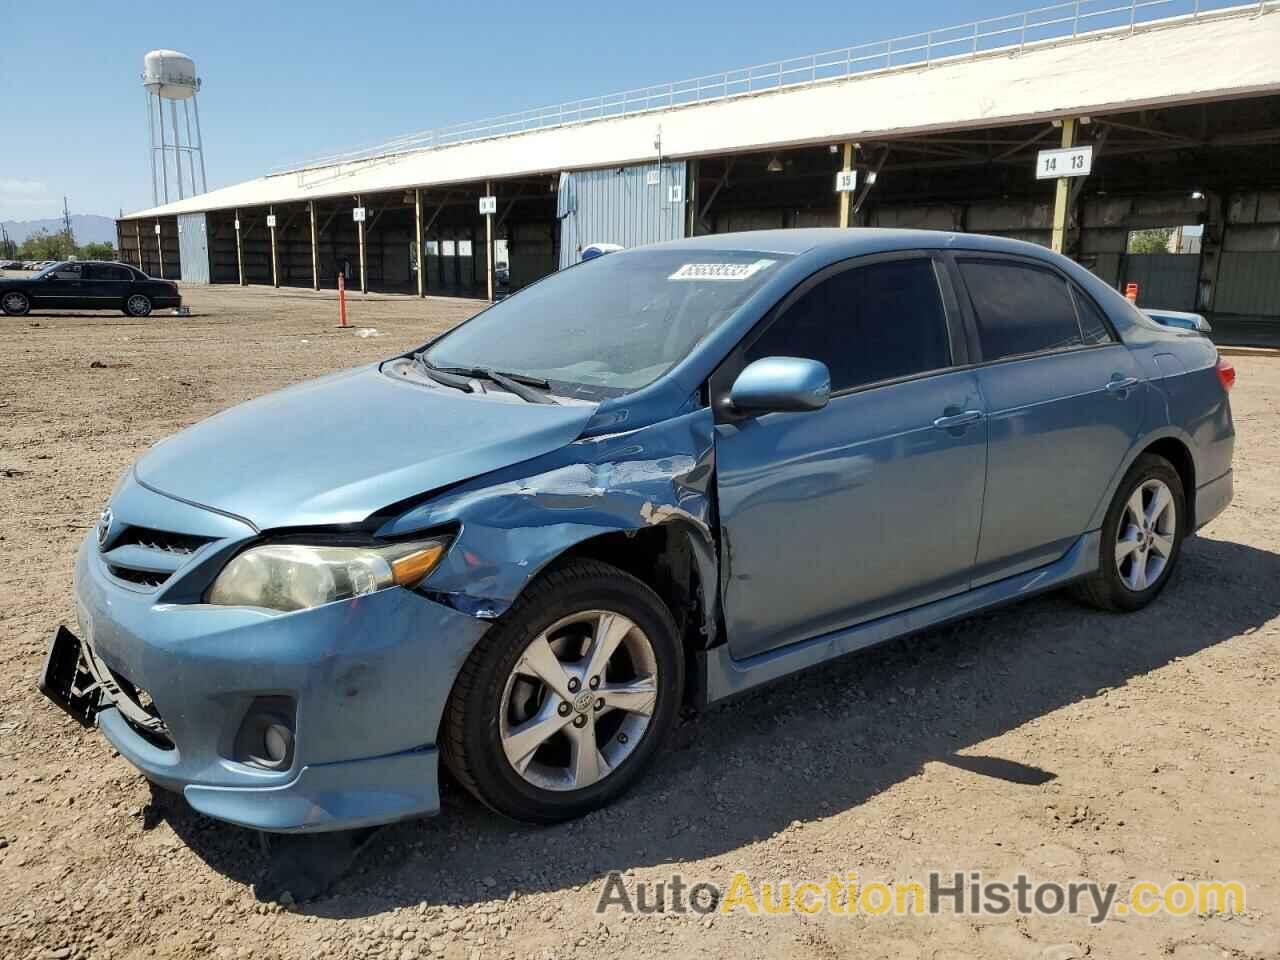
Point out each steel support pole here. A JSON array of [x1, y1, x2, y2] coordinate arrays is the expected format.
[[357, 196, 367, 294], [156, 221, 164, 278], [157, 96, 169, 203], [309, 201, 319, 291], [234, 209, 245, 286], [146, 92, 158, 207], [269, 205, 279, 288], [191, 94, 208, 193], [415, 188, 425, 298], [183, 100, 198, 195], [135, 221, 143, 270], [170, 99, 185, 201], [485, 181, 494, 303], [838, 143, 854, 228], [1051, 118, 1078, 254], [686, 158, 699, 236]]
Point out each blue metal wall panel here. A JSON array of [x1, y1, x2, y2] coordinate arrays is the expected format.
[[557, 161, 686, 270], [177, 212, 210, 284]]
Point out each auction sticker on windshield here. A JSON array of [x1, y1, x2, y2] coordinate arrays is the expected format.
[[669, 259, 776, 281]]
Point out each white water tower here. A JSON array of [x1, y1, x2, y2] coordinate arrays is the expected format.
[[143, 50, 208, 206]]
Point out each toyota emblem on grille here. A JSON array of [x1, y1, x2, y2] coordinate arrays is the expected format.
[[96, 508, 113, 549]]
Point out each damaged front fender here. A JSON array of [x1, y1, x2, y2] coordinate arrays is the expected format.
[[376, 408, 720, 643]]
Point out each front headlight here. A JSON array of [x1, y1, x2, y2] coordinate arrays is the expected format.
[[207, 539, 449, 612]]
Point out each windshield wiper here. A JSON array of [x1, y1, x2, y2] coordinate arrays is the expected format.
[[410, 356, 476, 394], [412, 354, 558, 404]]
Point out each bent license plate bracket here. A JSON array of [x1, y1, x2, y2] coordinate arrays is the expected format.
[[38, 625, 101, 727]]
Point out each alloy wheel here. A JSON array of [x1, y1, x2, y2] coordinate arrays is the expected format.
[[127, 295, 151, 316], [2, 292, 29, 315], [499, 610, 658, 792], [1115, 478, 1177, 591]]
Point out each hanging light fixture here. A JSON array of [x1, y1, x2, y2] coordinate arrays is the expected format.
[[767, 155, 784, 173]]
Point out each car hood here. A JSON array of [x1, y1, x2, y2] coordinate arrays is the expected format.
[[135, 364, 597, 530]]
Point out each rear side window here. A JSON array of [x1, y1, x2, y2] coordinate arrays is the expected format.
[[87, 264, 133, 282], [745, 257, 951, 392], [959, 260, 1082, 361], [1071, 286, 1115, 345]]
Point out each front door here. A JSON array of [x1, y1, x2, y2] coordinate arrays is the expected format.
[[713, 253, 989, 660], [32, 262, 87, 308]]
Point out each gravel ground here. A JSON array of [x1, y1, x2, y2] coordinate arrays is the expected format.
[[1, 285, 1277, 960]]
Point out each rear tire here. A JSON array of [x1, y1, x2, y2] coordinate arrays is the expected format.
[[125, 294, 152, 317], [442, 559, 683, 824], [1, 291, 30, 316], [1072, 453, 1185, 612]]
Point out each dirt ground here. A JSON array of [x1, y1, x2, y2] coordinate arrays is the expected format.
[[1, 284, 1277, 960]]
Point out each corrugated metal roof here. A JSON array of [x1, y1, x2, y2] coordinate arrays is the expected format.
[[125, 7, 1280, 220]]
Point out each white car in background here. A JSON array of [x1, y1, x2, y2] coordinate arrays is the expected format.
[[1144, 308, 1212, 335]]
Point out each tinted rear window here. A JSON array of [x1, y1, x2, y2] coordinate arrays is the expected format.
[[959, 260, 1082, 361], [87, 264, 133, 282]]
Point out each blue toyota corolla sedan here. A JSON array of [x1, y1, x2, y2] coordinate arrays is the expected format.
[[41, 229, 1235, 832]]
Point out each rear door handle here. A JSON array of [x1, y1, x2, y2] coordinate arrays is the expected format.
[[933, 410, 984, 430], [1106, 376, 1140, 396]]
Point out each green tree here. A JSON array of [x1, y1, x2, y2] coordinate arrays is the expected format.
[[1127, 227, 1176, 255], [77, 241, 115, 260], [17, 227, 76, 261]]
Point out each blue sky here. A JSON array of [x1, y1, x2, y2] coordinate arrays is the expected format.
[[2, 0, 1033, 219]]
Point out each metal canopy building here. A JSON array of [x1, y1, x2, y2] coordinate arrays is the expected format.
[[119, 0, 1280, 324]]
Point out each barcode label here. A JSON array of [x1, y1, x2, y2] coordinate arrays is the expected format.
[[669, 259, 776, 281]]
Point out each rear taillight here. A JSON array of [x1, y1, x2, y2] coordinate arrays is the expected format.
[[1216, 357, 1235, 392]]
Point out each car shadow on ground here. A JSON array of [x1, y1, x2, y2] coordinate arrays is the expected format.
[[154, 534, 1280, 915]]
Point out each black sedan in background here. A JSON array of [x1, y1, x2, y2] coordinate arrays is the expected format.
[[0, 261, 180, 317]]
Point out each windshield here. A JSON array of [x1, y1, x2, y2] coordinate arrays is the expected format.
[[423, 248, 790, 399], [31, 262, 68, 279]]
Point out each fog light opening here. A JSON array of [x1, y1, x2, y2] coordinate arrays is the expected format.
[[264, 722, 293, 765], [232, 697, 297, 771]]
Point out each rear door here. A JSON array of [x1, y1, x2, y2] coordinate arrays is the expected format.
[[83, 263, 134, 308], [950, 254, 1143, 583], [713, 252, 989, 660]]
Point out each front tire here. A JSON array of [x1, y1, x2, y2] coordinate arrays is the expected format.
[[442, 559, 683, 824], [1, 291, 30, 316], [125, 294, 153, 317], [1072, 453, 1186, 612]]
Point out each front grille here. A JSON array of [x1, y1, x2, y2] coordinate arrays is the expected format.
[[102, 525, 215, 590], [113, 526, 211, 557], [107, 565, 169, 588]]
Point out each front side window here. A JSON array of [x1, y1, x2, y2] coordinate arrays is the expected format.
[[51, 263, 83, 280], [423, 248, 790, 399], [959, 259, 1083, 361], [744, 257, 951, 392]]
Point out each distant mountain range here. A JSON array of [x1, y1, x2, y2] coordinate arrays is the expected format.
[[1, 215, 116, 245]]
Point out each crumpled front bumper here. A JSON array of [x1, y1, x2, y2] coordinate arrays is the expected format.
[[68, 531, 490, 833]]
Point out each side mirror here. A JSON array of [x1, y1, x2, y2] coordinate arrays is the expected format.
[[729, 357, 831, 415]]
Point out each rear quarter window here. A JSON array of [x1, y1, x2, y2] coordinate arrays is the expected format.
[[1070, 286, 1115, 345]]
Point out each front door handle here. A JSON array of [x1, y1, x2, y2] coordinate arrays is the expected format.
[[933, 409, 984, 430], [1105, 376, 1140, 396]]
